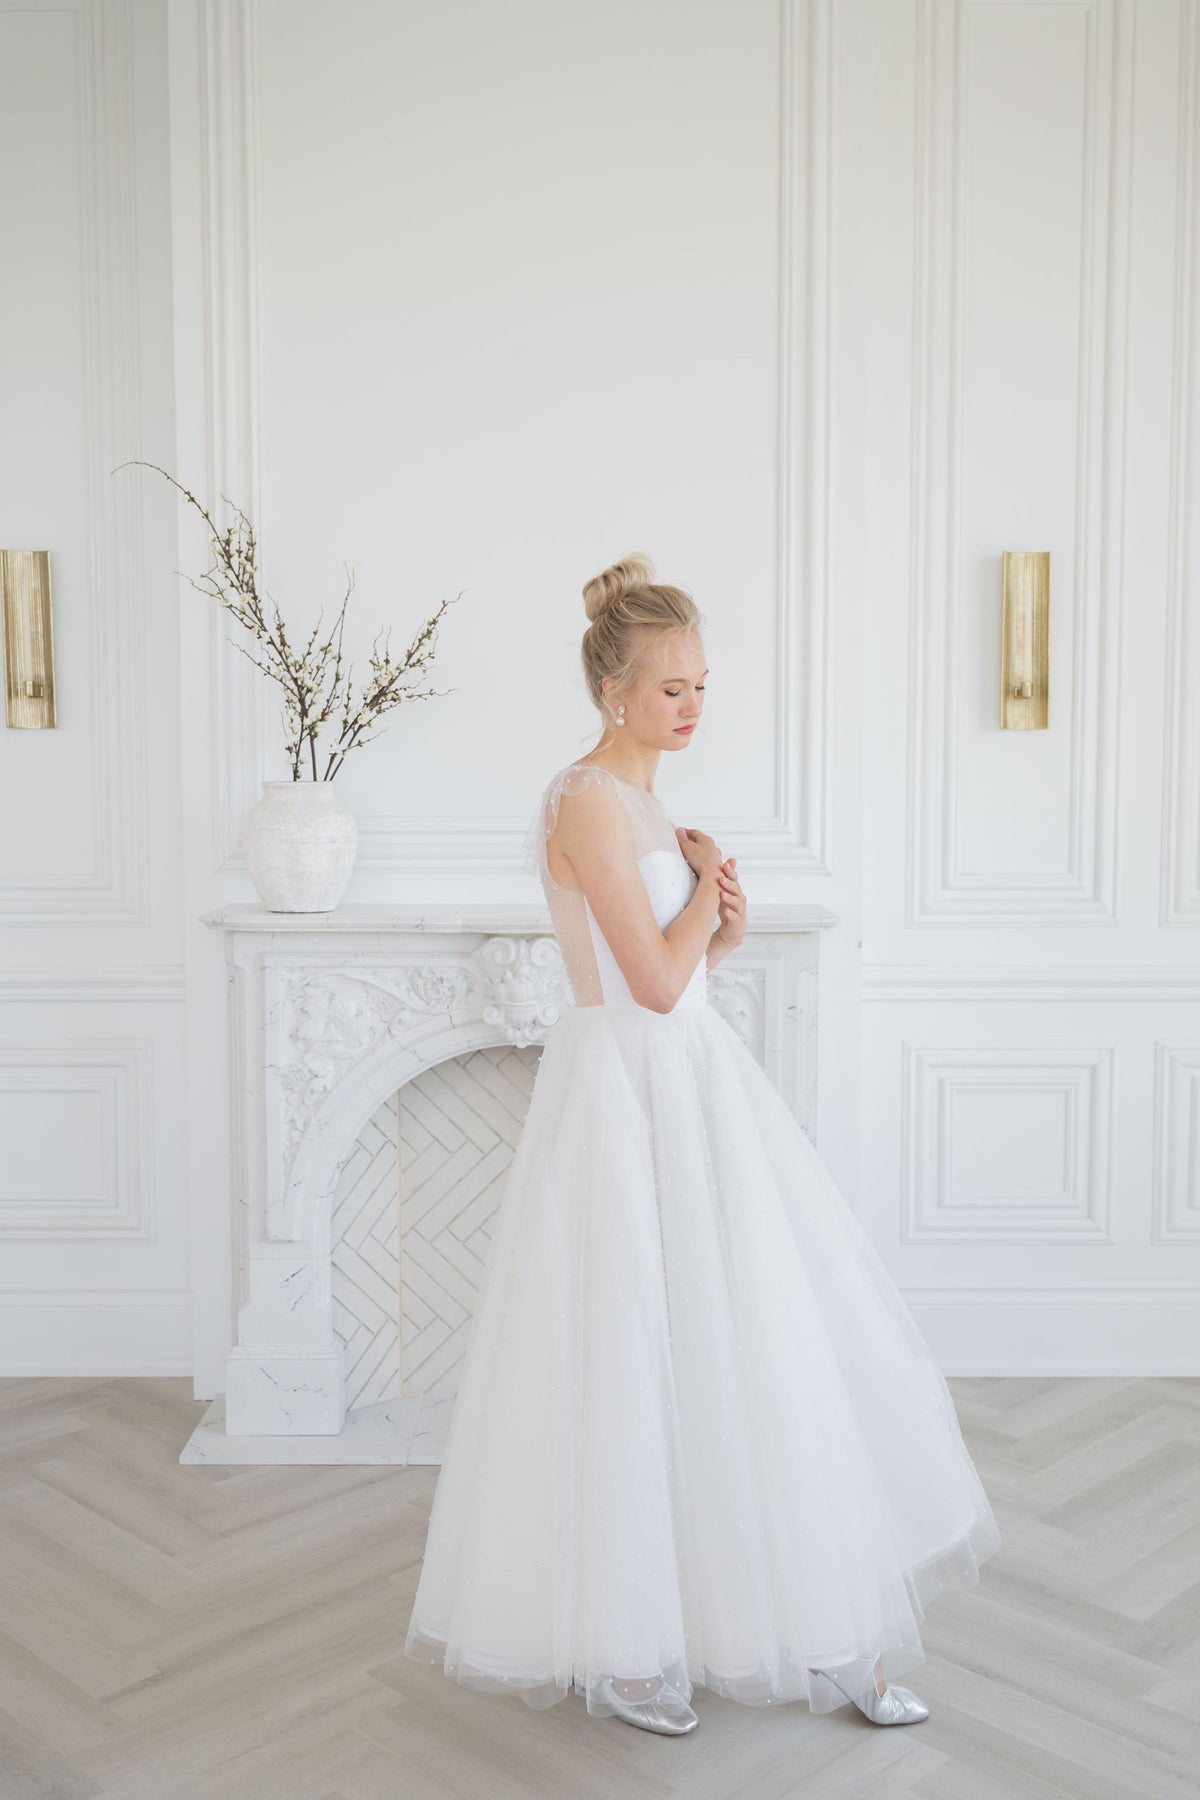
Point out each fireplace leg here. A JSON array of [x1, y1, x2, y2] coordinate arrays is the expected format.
[[224, 1345, 347, 1435]]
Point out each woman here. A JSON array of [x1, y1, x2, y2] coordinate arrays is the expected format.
[[404, 554, 1001, 1735]]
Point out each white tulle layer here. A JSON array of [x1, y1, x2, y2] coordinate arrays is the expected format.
[[404, 1001, 1002, 1718]]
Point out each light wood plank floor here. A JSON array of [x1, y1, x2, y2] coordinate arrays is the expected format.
[[0, 1375, 1197, 1800]]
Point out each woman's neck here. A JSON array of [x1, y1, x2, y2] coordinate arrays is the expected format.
[[576, 749, 659, 796]]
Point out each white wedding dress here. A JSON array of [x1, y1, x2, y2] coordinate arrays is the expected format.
[[404, 761, 1001, 1719]]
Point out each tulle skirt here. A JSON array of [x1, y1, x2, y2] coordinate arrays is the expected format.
[[403, 1000, 1001, 1718]]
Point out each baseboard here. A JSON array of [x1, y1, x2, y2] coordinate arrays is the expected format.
[[0, 1290, 192, 1374], [908, 1288, 1200, 1374]]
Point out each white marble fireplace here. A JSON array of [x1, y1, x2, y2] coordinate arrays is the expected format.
[[181, 901, 834, 1465]]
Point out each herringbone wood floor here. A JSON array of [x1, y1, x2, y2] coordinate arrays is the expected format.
[[1, 1375, 1197, 1799]]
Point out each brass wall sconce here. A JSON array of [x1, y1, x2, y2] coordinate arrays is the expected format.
[[1000, 550, 1049, 730], [1, 549, 56, 729]]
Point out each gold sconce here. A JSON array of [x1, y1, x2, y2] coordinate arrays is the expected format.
[[1000, 551, 1049, 730], [1, 550, 56, 729]]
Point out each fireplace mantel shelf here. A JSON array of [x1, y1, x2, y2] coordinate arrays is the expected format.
[[203, 900, 840, 934]]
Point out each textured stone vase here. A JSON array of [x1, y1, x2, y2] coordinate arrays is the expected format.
[[239, 778, 359, 912]]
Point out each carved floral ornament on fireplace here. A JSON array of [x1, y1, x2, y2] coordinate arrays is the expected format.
[[184, 901, 834, 1464]]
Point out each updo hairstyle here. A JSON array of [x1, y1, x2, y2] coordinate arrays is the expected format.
[[579, 552, 705, 738]]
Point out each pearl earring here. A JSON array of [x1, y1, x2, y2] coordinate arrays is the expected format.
[[616, 704, 625, 726]]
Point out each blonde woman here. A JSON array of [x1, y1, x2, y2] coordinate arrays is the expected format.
[[404, 555, 1000, 1735]]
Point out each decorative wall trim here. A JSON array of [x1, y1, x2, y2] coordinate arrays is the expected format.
[[768, 0, 837, 870], [0, 0, 150, 922], [0, 1040, 154, 1238], [901, 1281, 1200, 1303], [195, 0, 837, 873], [862, 962, 1200, 1000], [0, 1287, 191, 1379], [900, 1041, 1115, 1242], [1161, 0, 1200, 925], [0, 966, 186, 1002], [906, 0, 1129, 923], [0, 1286, 189, 1304], [1152, 1041, 1200, 1240], [194, 0, 271, 869]]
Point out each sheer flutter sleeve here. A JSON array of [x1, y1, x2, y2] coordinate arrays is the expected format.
[[521, 763, 639, 889]]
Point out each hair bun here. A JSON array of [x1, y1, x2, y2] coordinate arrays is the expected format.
[[582, 552, 656, 622]]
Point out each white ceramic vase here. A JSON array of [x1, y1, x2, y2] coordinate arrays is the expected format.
[[239, 778, 359, 912]]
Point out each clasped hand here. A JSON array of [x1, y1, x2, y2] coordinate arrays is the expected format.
[[675, 825, 747, 949]]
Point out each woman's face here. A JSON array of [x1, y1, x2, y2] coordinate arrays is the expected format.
[[611, 629, 707, 753]]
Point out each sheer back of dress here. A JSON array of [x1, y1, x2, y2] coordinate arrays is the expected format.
[[523, 761, 699, 1008]]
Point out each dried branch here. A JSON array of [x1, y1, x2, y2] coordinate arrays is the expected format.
[[113, 461, 462, 779]]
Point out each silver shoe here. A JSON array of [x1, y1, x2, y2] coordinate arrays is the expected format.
[[597, 1673, 699, 1735], [805, 1652, 930, 1724]]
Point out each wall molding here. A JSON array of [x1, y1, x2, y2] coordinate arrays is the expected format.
[[0, 1287, 191, 1379], [905, 0, 1130, 924], [0, 1039, 154, 1239], [0, 1286, 189, 1304], [193, 0, 272, 873], [1161, 0, 1200, 926], [766, 0, 837, 870], [0, 966, 186, 1002], [861, 961, 1200, 1000], [900, 1040, 1115, 1242], [1152, 1039, 1200, 1240], [0, 0, 151, 923], [903, 1281, 1200, 1303], [194, 0, 837, 874]]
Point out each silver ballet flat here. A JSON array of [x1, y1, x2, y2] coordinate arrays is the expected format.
[[596, 1673, 699, 1735], [805, 1652, 930, 1725]]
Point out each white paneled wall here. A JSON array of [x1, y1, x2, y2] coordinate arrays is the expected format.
[[168, 0, 870, 1395], [3, 0, 1194, 1379], [0, 0, 188, 1372], [851, 0, 1200, 1368]]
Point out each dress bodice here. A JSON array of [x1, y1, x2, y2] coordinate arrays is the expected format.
[[525, 762, 711, 1011]]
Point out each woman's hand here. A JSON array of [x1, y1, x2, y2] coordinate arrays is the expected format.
[[676, 826, 747, 949], [674, 824, 725, 884], [713, 854, 746, 947]]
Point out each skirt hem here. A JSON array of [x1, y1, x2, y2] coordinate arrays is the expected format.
[[403, 1508, 1001, 1717]]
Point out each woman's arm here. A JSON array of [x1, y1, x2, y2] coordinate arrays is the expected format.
[[697, 848, 746, 973], [706, 931, 737, 973], [553, 785, 723, 1014]]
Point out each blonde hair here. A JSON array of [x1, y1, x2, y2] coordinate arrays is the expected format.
[[579, 552, 705, 742]]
